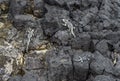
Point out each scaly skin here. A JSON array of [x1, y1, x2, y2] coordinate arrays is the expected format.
[[62, 19, 76, 37]]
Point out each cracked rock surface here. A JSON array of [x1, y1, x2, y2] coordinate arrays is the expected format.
[[1, 0, 120, 81]]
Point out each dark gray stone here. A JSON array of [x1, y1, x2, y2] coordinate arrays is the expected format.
[[22, 72, 38, 81], [46, 48, 73, 81], [83, 25, 91, 32], [71, 10, 84, 22], [13, 14, 35, 30], [114, 61, 120, 77], [9, 75, 22, 81], [70, 33, 91, 51], [41, 5, 69, 36], [80, 7, 98, 26], [24, 53, 44, 70], [44, 0, 80, 7], [105, 31, 120, 43], [45, 5, 69, 22], [24, 70, 47, 81], [34, 0, 46, 18], [90, 51, 114, 75], [0, 0, 9, 3], [73, 52, 94, 81], [114, 42, 120, 53], [8, 0, 27, 19], [93, 75, 116, 81], [89, 30, 112, 39], [96, 39, 112, 57], [52, 30, 71, 45]]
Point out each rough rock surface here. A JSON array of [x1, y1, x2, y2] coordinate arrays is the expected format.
[[1, 0, 120, 81]]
